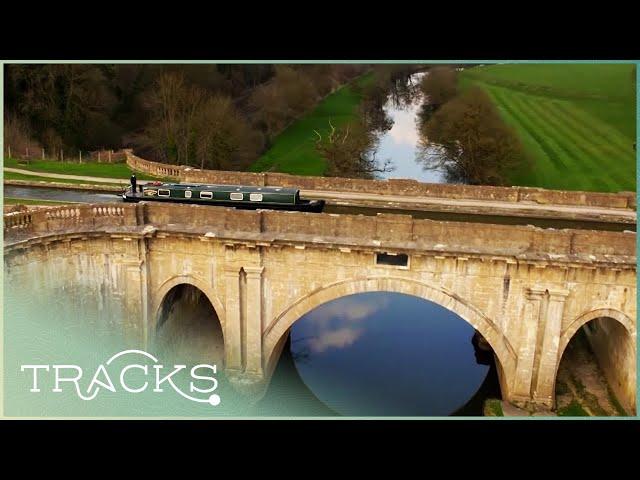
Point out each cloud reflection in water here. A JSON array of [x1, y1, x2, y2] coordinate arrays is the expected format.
[[303, 295, 389, 353], [290, 292, 492, 416]]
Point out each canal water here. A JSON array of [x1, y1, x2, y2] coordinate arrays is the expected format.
[[4, 184, 121, 203]]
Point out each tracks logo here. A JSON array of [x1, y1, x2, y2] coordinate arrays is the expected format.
[[20, 349, 221, 406]]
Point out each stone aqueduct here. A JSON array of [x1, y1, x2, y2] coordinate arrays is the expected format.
[[4, 197, 636, 413]]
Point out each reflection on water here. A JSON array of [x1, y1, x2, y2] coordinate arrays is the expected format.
[[374, 72, 446, 183], [287, 292, 497, 416]]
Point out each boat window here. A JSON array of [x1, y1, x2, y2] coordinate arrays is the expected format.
[[143, 189, 157, 196], [158, 189, 171, 197], [200, 191, 213, 199], [250, 193, 263, 202], [184, 190, 192, 199], [230, 192, 244, 201]]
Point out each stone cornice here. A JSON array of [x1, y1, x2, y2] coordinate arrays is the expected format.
[[4, 203, 636, 271]]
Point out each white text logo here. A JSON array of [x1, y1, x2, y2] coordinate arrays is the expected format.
[[21, 349, 221, 406]]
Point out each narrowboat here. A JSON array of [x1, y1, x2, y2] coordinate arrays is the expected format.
[[122, 178, 325, 213]]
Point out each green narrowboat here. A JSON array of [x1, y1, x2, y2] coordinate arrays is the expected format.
[[122, 178, 325, 212]]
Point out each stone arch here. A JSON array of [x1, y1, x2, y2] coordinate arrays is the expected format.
[[263, 276, 517, 385], [151, 274, 226, 334], [552, 307, 636, 410], [558, 307, 635, 360], [152, 274, 227, 365]]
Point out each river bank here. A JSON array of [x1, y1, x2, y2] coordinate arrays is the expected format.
[[249, 73, 375, 175]]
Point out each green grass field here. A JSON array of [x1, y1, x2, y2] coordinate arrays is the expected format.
[[249, 73, 374, 175], [460, 64, 636, 192], [4, 157, 162, 181]]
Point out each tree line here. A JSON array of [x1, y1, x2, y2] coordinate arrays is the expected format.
[[417, 66, 530, 185], [4, 64, 368, 170], [9, 64, 517, 184]]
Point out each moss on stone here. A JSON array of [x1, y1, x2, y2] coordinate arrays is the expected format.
[[557, 400, 589, 416], [484, 398, 504, 416]]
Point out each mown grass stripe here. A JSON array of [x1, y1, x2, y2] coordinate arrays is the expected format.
[[516, 96, 617, 189], [495, 89, 621, 191], [489, 86, 573, 173], [552, 101, 635, 155], [551, 103, 632, 161], [539, 108, 634, 189], [488, 83, 634, 192], [518, 96, 627, 190], [545, 99, 633, 164], [484, 88, 556, 187], [462, 65, 636, 192], [492, 92, 581, 188], [521, 96, 633, 190]]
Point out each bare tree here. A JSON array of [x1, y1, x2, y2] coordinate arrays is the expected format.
[[193, 95, 262, 171], [4, 64, 374, 168], [314, 120, 392, 178], [3, 113, 41, 158], [141, 72, 205, 165], [420, 66, 458, 113], [176, 84, 206, 166], [248, 66, 319, 141]]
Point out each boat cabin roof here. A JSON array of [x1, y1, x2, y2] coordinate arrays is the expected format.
[[147, 183, 299, 194]]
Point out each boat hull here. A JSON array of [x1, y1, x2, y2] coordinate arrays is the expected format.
[[122, 193, 325, 213]]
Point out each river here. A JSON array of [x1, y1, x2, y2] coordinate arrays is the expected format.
[[375, 71, 445, 183]]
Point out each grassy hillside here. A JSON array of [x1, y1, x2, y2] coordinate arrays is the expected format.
[[249, 73, 374, 176], [460, 64, 636, 192]]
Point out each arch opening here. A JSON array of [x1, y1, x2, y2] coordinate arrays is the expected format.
[[555, 311, 636, 416], [264, 277, 514, 385], [154, 283, 224, 366], [264, 288, 505, 416]]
